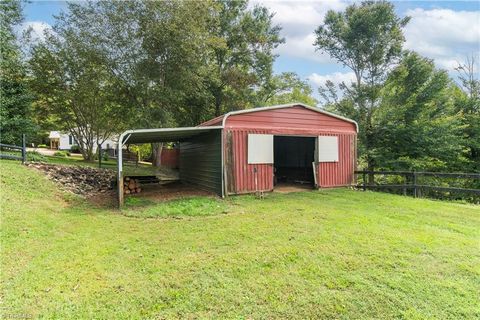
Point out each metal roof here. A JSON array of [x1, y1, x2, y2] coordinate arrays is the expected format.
[[119, 126, 223, 144], [199, 103, 358, 132], [222, 103, 359, 132]]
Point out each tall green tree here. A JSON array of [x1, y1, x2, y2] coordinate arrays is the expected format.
[[375, 52, 466, 171], [30, 31, 123, 161], [0, 0, 36, 145], [30, 0, 210, 162], [207, 0, 283, 116], [29, 2, 132, 161], [455, 55, 480, 171], [314, 0, 409, 175]]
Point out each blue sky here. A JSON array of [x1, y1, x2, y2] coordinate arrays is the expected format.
[[23, 0, 480, 97]]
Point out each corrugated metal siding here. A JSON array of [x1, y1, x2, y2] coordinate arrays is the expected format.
[[225, 129, 274, 194], [180, 130, 222, 195], [225, 106, 356, 132], [224, 105, 357, 193], [317, 133, 356, 187]]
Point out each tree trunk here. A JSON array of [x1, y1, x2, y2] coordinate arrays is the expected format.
[[151, 143, 163, 167], [214, 92, 222, 117]]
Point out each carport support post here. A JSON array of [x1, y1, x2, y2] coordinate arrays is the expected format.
[[21, 134, 26, 164], [117, 137, 124, 208]]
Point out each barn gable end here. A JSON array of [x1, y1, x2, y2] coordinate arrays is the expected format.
[[225, 105, 356, 132]]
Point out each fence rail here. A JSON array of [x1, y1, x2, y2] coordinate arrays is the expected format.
[[355, 170, 480, 199], [0, 135, 26, 163]]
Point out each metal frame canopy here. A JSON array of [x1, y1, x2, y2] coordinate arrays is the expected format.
[[117, 126, 223, 207]]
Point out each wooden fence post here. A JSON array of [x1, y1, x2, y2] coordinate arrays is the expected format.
[[413, 171, 417, 198], [362, 171, 366, 191], [21, 134, 26, 164]]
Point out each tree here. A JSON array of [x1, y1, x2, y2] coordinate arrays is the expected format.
[[0, 0, 36, 145], [29, 9, 125, 161], [258, 72, 317, 106], [29, 0, 210, 162], [314, 0, 410, 176], [206, 0, 283, 116], [455, 55, 480, 171], [375, 52, 466, 171]]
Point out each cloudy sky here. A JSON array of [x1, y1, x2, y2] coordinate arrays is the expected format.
[[23, 0, 480, 99]]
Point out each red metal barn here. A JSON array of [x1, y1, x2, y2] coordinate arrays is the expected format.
[[200, 103, 358, 195], [116, 103, 358, 206]]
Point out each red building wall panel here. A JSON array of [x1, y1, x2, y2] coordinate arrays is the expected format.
[[226, 129, 356, 194], [222, 104, 357, 194], [316, 133, 356, 187], [227, 129, 274, 194], [161, 148, 179, 168]]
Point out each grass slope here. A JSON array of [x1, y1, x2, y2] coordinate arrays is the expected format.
[[1, 160, 479, 319]]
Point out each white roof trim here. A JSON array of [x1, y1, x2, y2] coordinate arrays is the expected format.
[[221, 102, 359, 132]]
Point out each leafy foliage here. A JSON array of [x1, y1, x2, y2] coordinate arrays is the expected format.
[[375, 52, 466, 171], [315, 0, 410, 173], [0, 0, 37, 145], [258, 72, 317, 106]]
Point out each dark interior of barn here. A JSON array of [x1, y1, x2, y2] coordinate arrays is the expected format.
[[273, 136, 315, 186]]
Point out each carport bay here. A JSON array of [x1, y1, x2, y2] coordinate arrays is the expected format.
[[117, 127, 223, 207]]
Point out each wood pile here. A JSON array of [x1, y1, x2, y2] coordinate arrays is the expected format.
[[124, 177, 141, 194]]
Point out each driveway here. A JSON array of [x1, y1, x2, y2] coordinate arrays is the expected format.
[[27, 148, 83, 158]]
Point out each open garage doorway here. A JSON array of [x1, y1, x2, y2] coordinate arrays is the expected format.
[[273, 136, 316, 190]]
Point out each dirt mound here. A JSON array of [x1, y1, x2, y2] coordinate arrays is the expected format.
[[28, 163, 115, 196]]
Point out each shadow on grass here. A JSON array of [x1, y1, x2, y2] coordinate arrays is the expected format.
[[122, 196, 231, 219]]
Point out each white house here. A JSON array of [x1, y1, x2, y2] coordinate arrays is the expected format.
[[48, 131, 117, 152]]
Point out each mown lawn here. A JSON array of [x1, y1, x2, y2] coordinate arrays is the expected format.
[[41, 155, 157, 176], [1, 160, 479, 319]]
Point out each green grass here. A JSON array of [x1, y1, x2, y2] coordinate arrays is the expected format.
[[124, 196, 229, 218], [37, 153, 157, 176], [1, 160, 479, 319]]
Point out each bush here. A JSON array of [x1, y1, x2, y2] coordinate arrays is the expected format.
[[54, 151, 70, 157], [27, 151, 46, 162], [37, 144, 47, 148], [70, 145, 81, 153]]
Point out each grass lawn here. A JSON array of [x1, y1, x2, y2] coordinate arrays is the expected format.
[[30, 151, 157, 176], [1, 160, 479, 319]]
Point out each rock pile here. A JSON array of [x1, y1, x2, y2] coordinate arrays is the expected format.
[[27, 163, 115, 196]]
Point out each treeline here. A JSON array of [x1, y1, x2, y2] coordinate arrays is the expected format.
[[315, 1, 479, 174], [0, 0, 478, 174], [2, 0, 315, 160]]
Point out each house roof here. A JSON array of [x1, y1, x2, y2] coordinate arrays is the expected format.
[[48, 131, 61, 139], [199, 102, 359, 132]]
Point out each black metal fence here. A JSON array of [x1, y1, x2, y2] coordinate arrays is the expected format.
[[355, 170, 480, 203], [0, 134, 26, 164]]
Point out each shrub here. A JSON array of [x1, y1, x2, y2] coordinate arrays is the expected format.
[[54, 151, 70, 157], [27, 151, 46, 162], [70, 145, 81, 153], [37, 144, 47, 148]]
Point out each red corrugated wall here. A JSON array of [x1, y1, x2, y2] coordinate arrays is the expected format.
[[223, 105, 357, 194], [161, 148, 179, 168], [316, 133, 356, 187]]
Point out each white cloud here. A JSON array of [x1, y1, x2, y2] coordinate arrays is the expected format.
[[256, 0, 347, 62], [404, 8, 480, 71], [257, 2, 480, 74], [18, 21, 51, 42], [276, 32, 334, 63], [308, 71, 356, 88]]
